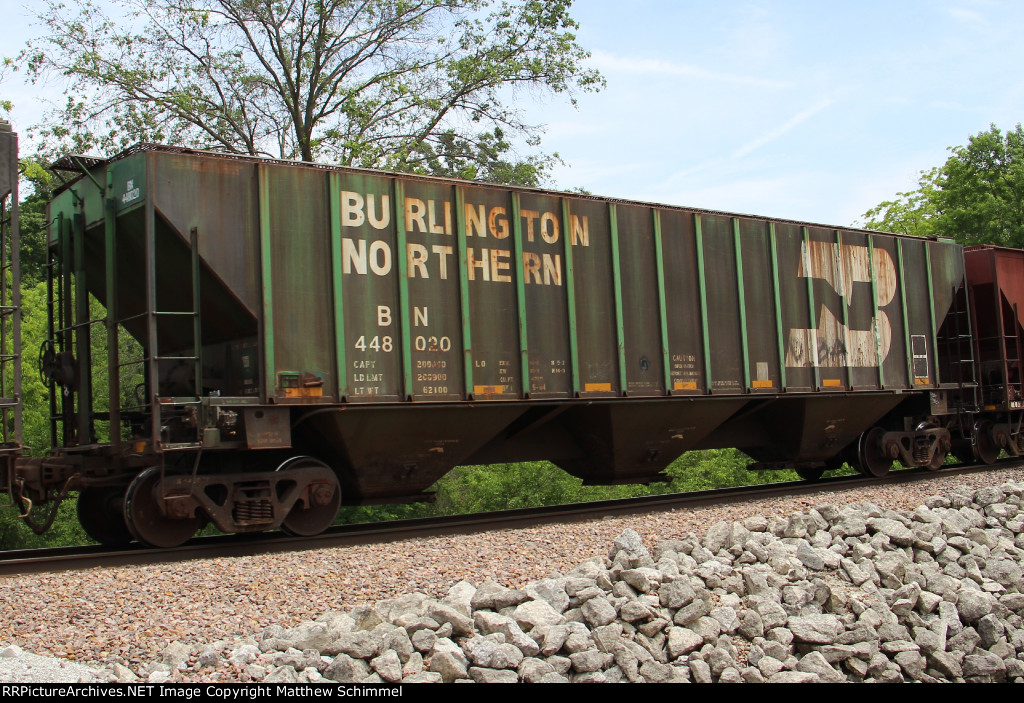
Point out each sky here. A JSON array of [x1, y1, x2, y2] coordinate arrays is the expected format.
[[2, 0, 1023, 227]]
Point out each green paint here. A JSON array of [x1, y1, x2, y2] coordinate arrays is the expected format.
[[732, 219, 750, 390], [145, 156, 161, 443], [258, 166, 275, 397], [104, 169, 120, 447], [561, 198, 580, 396], [924, 241, 939, 385], [801, 227, 821, 390], [835, 230, 850, 387], [767, 223, 787, 391], [694, 214, 712, 392], [896, 239, 914, 386], [190, 226, 203, 401], [867, 234, 885, 387], [328, 173, 347, 399], [72, 209, 92, 444], [393, 180, 413, 399], [454, 186, 474, 397], [652, 210, 671, 394], [511, 193, 530, 396], [609, 203, 627, 394]]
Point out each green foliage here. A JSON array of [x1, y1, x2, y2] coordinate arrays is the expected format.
[[21, 0, 603, 184], [20, 282, 50, 456], [17, 159, 55, 286], [0, 491, 91, 549], [862, 124, 1024, 247], [0, 58, 13, 115], [335, 450, 846, 529], [936, 124, 1024, 246], [860, 167, 940, 238]]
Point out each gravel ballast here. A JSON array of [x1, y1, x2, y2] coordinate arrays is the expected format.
[[2, 465, 1024, 682]]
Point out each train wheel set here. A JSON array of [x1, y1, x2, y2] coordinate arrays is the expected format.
[[1, 126, 1023, 548]]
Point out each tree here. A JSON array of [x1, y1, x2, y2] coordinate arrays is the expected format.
[[21, 0, 602, 186], [860, 166, 940, 238], [862, 124, 1024, 246]]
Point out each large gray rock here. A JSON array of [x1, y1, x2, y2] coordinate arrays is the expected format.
[[370, 650, 403, 684], [963, 652, 1007, 681], [796, 651, 845, 682], [442, 581, 477, 616], [621, 568, 661, 594], [425, 602, 474, 637], [518, 658, 555, 683], [471, 581, 530, 611], [324, 654, 370, 683], [469, 667, 519, 683], [788, 614, 842, 645], [957, 590, 999, 623], [428, 652, 468, 683], [514, 599, 566, 631], [868, 518, 916, 546], [474, 611, 541, 657], [609, 529, 649, 562], [568, 649, 611, 673], [323, 632, 377, 659], [525, 579, 570, 613], [581, 597, 618, 628], [463, 636, 525, 670], [666, 627, 703, 659]]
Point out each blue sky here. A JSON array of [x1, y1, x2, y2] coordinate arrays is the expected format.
[[2, 0, 1023, 227]]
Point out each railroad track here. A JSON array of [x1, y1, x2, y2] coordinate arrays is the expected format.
[[1, 460, 1020, 577]]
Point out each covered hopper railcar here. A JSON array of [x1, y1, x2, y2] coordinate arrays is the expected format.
[[0, 132, 1005, 547]]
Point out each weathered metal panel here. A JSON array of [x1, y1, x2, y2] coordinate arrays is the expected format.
[[873, 235, 907, 388], [518, 192, 572, 398], [702, 214, 744, 393], [460, 186, 520, 398], [900, 239, 935, 386], [400, 179, 465, 401], [39, 144, 983, 494], [738, 218, 780, 391], [658, 209, 704, 393], [775, 223, 812, 390], [263, 165, 336, 402], [616, 204, 665, 395], [334, 172, 402, 401], [154, 153, 260, 314], [566, 197, 617, 396]]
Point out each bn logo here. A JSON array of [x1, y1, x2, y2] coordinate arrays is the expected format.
[[785, 241, 896, 369]]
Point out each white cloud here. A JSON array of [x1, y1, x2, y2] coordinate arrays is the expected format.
[[731, 97, 837, 159]]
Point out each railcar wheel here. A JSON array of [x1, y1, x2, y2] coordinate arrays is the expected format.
[[973, 421, 1000, 465], [124, 467, 201, 548], [795, 467, 825, 481], [77, 486, 132, 547], [856, 427, 892, 478], [276, 456, 341, 537]]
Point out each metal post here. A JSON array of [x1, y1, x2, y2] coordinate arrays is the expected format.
[[105, 170, 120, 448]]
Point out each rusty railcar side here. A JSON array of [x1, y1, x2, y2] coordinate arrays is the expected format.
[[18, 144, 972, 545]]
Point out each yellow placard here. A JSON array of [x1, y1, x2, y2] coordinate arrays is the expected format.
[[914, 378, 931, 386], [673, 381, 698, 391], [822, 379, 843, 388], [584, 382, 612, 392], [473, 385, 505, 395], [751, 380, 774, 389], [283, 386, 323, 398]]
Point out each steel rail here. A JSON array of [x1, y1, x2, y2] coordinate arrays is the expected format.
[[1, 460, 1021, 577]]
